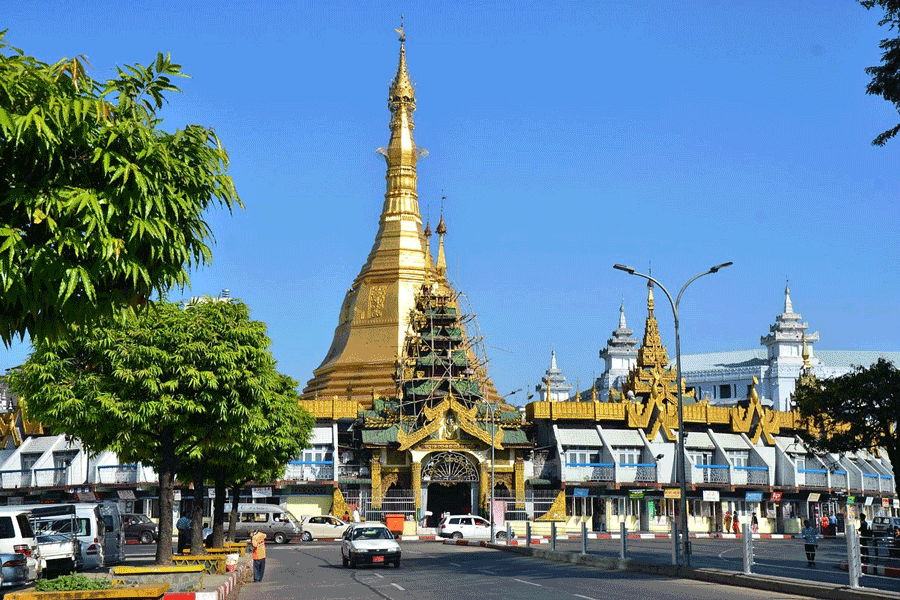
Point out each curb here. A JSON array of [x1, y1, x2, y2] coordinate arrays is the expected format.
[[837, 561, 900, 579], [164, 558, 250, 600], [467, 542, 900, 600]]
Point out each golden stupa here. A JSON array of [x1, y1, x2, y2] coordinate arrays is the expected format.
[[303, 29, 498, 407]]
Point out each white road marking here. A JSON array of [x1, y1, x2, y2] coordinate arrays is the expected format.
[[391, 583, 405, 590], [374, 572, 383, 578], [447, 562, 461, 567], [514, 578, 542, 587], [574, 595, 598, 600]]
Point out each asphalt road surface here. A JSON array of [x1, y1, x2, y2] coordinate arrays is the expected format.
[[235, 541, 829, 600]]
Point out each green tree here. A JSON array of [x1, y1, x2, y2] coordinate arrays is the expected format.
[[792, 358, 900, 487], [0, 32, 240, 345], [7, 298, 312, 564], [861, 0, 900, 145]]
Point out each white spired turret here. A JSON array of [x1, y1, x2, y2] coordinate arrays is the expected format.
[[536, 350, 573, 402], [760, 282, 819, 411], [596, 300, 639, 401]]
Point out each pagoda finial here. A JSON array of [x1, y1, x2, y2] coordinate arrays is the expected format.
[[619, 298, 627, 329], [802, 333, 811, 369], [550, 349, 558, 371], [436, 196, 447, 276], [784, 279, 793, 314], [390, 19, 414, 103], [646, 280, 655, 317]]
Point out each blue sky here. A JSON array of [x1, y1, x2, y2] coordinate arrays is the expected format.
[[4, 1, 899, 403]]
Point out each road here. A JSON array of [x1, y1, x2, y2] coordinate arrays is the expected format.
[[235, 541, 827, 600]]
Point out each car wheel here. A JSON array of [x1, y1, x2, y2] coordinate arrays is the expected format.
[[350, 559, 357, 569], [342, 555, 348, 568], [274, 532, 287, 545], [451, 532, 462, 540], [139, 531, 153, 545], [301, 531, 312, 542], [394, 560, 400, 568]]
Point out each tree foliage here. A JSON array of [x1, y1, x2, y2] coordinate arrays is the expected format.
[[7, 298, 313, 563], [861, 0, 900, 145], [0, 31, 240, 345], [792, 358, 900, 485]]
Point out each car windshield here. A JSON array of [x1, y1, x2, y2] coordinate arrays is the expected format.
[[351, 527, 393, 541]]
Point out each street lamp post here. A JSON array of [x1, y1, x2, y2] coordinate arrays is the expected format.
[[613, 262, 732, 567], [486, 389, 521, 541]]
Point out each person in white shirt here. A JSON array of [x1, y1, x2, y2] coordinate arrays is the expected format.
[[352, 508, 361, 523]]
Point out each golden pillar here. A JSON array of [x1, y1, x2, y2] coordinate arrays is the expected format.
[[479, 462, 489, 513], [411, 462, 422, 510], [371, 456, 382, 509], [514, 458, 525, 509]]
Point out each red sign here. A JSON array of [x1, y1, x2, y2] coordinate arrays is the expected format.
[[771, 491, 782, 501]]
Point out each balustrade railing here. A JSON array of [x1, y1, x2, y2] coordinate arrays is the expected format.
[[97, 464, 139, 484], [799, 468, 827, 488], [34, 467, 67, 487], [565, 463, 614, 482], [338, 464, 370, 480], [740, 466, 769, 485], [694, 464, 730, 484], [862, 472, 880, 492], [285, 461, 334, 481], [830, 470, 847, 490], [0, 469, 31, 488]]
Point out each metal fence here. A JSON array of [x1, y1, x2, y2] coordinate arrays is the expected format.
[[97, 464, 138, 484], [340, 488, 417, 522]]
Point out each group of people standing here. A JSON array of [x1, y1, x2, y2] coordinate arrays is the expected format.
[[803, 515, 900, 569], [723, 510, 759, 534]]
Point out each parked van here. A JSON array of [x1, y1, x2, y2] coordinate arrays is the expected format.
[[97, 502, 126, 565], [0, 508, 40, 584], [22, 503, 106, 570], [225, 504, 300, 544]]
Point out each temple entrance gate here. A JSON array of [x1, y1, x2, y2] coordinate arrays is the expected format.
[[420, 451, 479, 527]]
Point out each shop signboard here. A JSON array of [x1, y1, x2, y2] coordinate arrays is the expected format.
[[173, 489, 181, 501], [573, 488, 589, 498], [847, 495, 855, 504], [894, 499, 899, 508], [252, 487, 272, 498], [864, 497, 873, 506], [771, 491, 782, 502], [664, 488, 681, 499], [702, 490, 720, 502], [628, 490, 645, 499], [745, 492, 762, 502], [807, 493, 820, 502], [883, 498, 890, 508]]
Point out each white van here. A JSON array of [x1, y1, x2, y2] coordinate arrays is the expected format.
[[97, 502, 126, 565], [225, 504, 301, 544], [0, 508, 40, 583], [22, 503, 106, 570]]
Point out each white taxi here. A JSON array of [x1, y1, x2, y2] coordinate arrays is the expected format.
[[341, 523, 401, 568]]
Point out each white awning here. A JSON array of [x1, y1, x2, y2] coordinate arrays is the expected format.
[[601, 429, 644, 447], [555, 428, 602, 447]]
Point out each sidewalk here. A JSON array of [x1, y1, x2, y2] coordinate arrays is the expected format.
[[445, 539, 900, 600]]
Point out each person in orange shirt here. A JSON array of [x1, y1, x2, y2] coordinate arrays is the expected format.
[[251, 530, 267, 582]]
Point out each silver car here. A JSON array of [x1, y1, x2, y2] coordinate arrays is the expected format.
[[300, 516, 349, 541]]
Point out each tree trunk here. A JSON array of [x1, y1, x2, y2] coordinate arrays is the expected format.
[[190, 460, 206, 555], [228, 483, 241, 541], [155, 431, 177, 564], [211, 465, 227, 548]]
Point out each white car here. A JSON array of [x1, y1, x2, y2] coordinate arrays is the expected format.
[[300, 516, 350, 541], [341, 523, 401, 568], [437, 515, 513, 541]]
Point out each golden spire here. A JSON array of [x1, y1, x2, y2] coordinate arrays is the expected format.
[[637, 280, 668, 368], [423, 220, 434, 272], [436, 212, 447, 277], [382, 20, 419, 220], [801, 333, 811, 369]]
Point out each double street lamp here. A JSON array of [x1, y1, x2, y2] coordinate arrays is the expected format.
[[486, 388, 521, 541], [613, 262, 732, 566]]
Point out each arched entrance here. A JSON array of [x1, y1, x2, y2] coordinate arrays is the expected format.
[[422, 452, 479, 527]]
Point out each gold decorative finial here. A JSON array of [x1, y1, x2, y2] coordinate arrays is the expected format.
[[801, 333, 810, 369], [395, 15, 406, 42]]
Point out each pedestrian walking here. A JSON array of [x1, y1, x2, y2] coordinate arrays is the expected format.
[[352, 507, 361, 523], [176, 514, 191, 554], [723, 510, 732, 533], [859, 515, 872, 564], [751, 512, 759, 534], [251, 529, 266, 582], [821, 514, 830, 537], [732, 515, 740, 534], [801, 519, 819, 567]]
